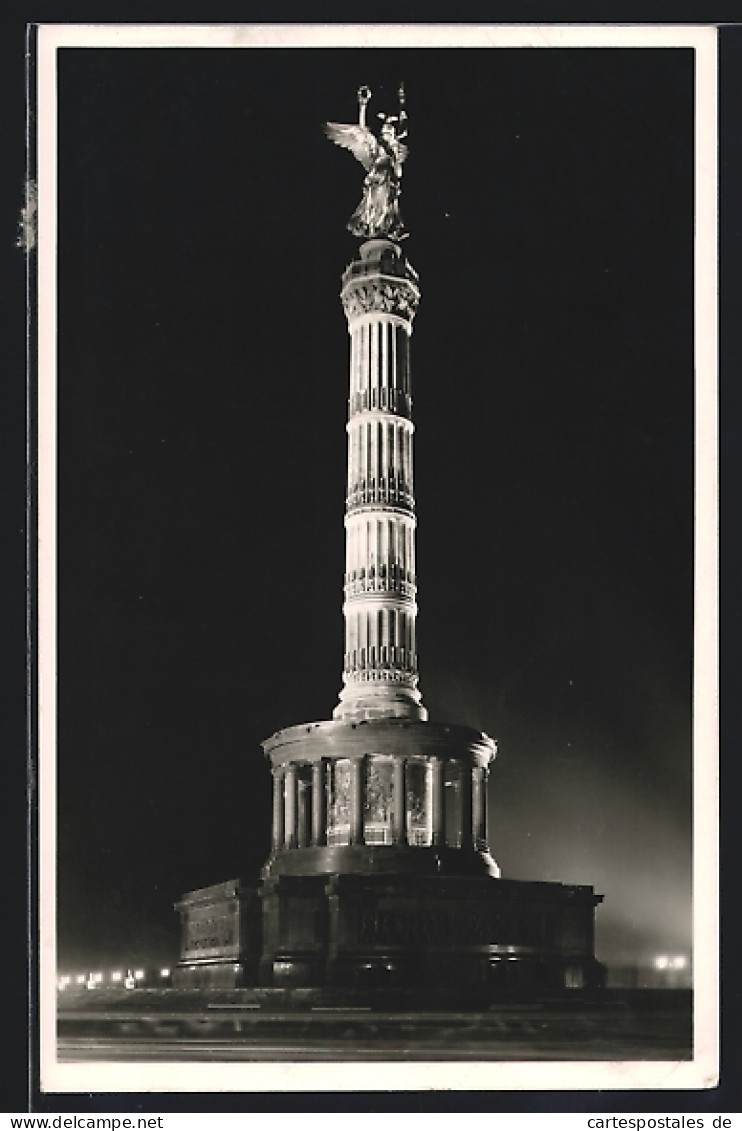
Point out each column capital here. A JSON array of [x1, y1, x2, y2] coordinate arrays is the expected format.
[[341, 241, 419, 325], [341, 276, 419, 324]]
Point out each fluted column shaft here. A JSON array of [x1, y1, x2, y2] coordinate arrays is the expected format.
[[483, 767, 490, 845], [459, 762, 473, 850], [349, 757, 364, 845], [334, 239, 427, 723], [297, 778, 309, 848], [284, 765, 298, 849], [392, 757, 406, 845], [311, 760, 327, 847], [430, 756, 445, 847], [271, 769, 284, 852]]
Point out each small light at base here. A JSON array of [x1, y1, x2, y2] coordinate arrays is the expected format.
[[655, 955, 669, 969], [672, 956, 687, 969], [134, 969, 145, 980], [111, 971, 122, 982], [160, 968, 170, 978]]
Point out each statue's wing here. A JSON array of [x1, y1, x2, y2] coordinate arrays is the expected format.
[[324, 122, 377, 171]]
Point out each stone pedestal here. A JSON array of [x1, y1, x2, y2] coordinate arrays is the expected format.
[[174, 872, 604, 997], [172, 879, 261, 989]]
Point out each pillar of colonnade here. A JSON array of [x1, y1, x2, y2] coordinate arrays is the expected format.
[[271, 757, 488, 855]]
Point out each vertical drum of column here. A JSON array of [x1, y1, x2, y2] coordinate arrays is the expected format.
[[349, 756, 364, 845], [284, 765, 298, 850], [392, 757, 406, 845], [336, 243, 425, 722]]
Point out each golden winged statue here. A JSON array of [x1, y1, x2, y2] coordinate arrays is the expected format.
[[324, 85, 408, 240]]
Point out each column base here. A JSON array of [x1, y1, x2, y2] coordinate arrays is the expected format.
[[333, 679, 428, 722], [171, 873, 606, 999], [261, 843, 500, 880], [259, 872, 605, 994]]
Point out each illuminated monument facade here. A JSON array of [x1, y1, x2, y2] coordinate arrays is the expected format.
[[174, 87, 604, 996]]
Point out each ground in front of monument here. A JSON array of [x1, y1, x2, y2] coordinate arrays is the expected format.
[[57, 986, 692, 1063]]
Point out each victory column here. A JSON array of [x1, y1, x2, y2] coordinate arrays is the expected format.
[[174, 87, 604, 996]]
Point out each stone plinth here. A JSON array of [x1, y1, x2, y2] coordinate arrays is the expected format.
[[172, 879, 261, 989], [174, 872, 604, 996]]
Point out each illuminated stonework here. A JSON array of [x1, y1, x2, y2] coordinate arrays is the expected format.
[[335, 239, 426, 723], [264, 719, 494, 866], [173, 92, 605, 995]]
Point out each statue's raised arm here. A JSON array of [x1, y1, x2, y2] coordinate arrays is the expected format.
[[324, 85, 409, 241]]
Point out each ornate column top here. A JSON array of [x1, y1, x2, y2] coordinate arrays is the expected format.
[[341, 277, 419, 323], [341, 238, 420, 324]]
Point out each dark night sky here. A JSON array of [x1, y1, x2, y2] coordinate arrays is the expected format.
[[55, 44, 695, 971]]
